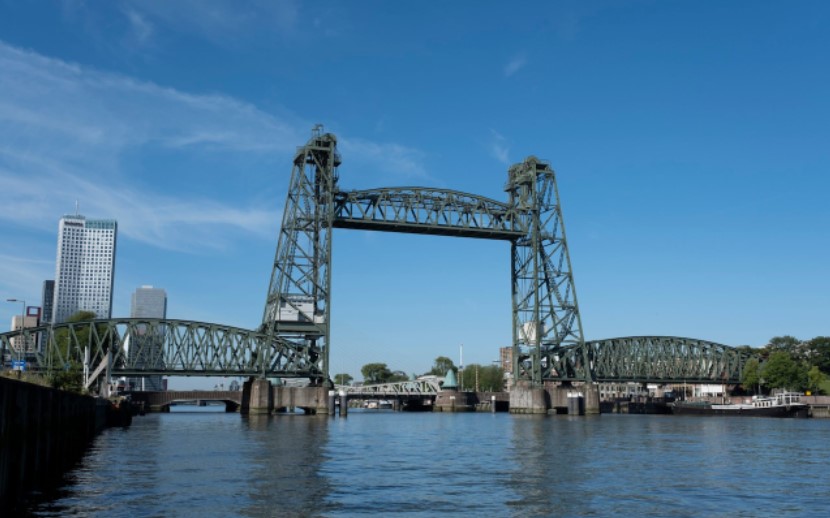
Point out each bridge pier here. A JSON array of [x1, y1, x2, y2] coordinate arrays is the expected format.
[[509, 383, 549, 414], [510, 383, 600, 415], [273, 385, 329, 415], [241, 378, 273, 415]]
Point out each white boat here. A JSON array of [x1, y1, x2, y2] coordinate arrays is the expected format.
[[671, 392, 809, 417]]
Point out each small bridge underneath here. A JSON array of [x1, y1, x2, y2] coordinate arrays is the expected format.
[[127, 390, 242, 413]]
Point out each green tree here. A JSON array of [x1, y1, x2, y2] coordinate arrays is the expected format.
[[459, 364, 505, 392], [765, 336, 801, 354], [49, 310, 98, 392], [334, 373, 353, 386], [388, 370, 409, 383], [761, 351, 807, 391], [741, 358, 762, 394], [361, 362, 392, 384], [807, 366, 827, 395], [806, 336, 830, 373], [428, 356, 456, 376]]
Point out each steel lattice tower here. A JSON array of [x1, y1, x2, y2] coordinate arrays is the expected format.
[[507, 157, 589, 385], [261, 125, 340, 383]]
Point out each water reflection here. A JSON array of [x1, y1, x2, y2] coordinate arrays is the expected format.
[[23, 411, 830, 516], [241, 415, 332, 517]]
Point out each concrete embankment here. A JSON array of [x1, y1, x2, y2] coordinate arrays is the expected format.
[[802, 396, 830, 418], [0, 377, 108, 509]]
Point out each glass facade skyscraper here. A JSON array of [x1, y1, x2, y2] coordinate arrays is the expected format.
[[129, 286, 167, 391], [131, 286, 168, 319], [52, 214, 117, 323]]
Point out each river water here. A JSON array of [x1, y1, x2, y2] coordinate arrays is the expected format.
[[24, 408, 830, 517]]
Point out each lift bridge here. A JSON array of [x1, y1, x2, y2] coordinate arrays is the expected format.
[[0, 126, 750, 391]]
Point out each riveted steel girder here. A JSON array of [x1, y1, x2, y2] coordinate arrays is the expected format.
[[589, 336, 750, 383], [548, 336, 752, 383], [332, 188, 526, 240], [0, 319, 322, 380], [339, 378, 442, 397]]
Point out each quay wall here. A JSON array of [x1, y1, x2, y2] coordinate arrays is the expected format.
[[0, 377, 107, 509], [802, 395, 830, 418]]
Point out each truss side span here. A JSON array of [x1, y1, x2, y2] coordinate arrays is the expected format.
[[0, 318, 324, 379], [574, 336, 752, 383]]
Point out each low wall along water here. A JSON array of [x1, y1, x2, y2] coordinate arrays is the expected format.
[[0, 376, 108, 509]]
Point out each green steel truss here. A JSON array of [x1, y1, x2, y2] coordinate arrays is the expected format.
[[506, 157, 588, 385], [550, 336, 750, 383], [260, 128, 587, 385], [261, 125, 339, 383], [0, 127, 754, 386], [0, 325, 752, 384], [332, 188, 525, 240], [0, 319, 321, 379]]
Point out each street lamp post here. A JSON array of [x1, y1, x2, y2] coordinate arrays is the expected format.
[[5, 298, 26, 370]]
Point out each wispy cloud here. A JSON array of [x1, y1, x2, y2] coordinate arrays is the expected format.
[[124, 8, 155, 45], [0, 254, 54, 304], [0, 40, 429, 251], [339, 137, 432, 185], [504, 53, 527, 77], [489, 130, 510, 165], [130, 0, 303, 45], [0, 41, 299, 250]]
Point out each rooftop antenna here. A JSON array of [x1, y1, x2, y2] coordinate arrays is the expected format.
[[75, 200, 79, 216]]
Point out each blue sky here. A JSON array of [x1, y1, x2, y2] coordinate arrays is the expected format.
[[1, 1, 828, 387]]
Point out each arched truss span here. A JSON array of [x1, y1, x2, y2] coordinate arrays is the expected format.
[[547, 336, 751, 383], [332, 187, 526, 240], [0, 319, 323, 379]]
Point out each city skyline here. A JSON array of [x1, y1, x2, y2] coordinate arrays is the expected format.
[[1, 2, 829, 386]]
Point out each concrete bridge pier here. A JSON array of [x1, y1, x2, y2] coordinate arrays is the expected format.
[[548, 383, 601, 415], [241, 378, 273, 415], [273, 385, 329, 415], [509, 383, 549, 414]]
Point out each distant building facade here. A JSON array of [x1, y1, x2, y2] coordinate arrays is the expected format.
[[129, 286, 167, 391], [52, 214, 117, 323], [131, 285, 167, 319], [499, 346, 513, 374], [41, 280, 54, 325], [9, 306, 40, 355]]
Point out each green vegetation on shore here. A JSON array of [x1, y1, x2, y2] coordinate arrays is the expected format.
[[740, 335, 830, 394]]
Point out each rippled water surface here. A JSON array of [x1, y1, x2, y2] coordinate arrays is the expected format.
[[26, 408, 830, 517]]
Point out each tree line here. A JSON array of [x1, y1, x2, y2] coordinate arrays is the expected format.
[[739, 335, 830, 394], [335, 355, 506, 392]]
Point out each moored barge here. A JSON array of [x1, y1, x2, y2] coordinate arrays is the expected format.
[[671, 392, 808, 418]]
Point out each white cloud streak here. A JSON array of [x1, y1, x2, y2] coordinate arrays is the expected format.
[[128, 0, 302, 45], [489, 130, 510, 165], [0, 40, 429, 253], [339, 137, 432, 184], [125, 9, 155, 45], [504, 53, 527, 77], [0, 41, 301, 250]]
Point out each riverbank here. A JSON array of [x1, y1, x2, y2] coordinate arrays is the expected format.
[[0, 377, 110, 509]]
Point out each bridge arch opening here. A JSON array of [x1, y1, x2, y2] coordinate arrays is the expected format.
[[330, 231, 511, 384]]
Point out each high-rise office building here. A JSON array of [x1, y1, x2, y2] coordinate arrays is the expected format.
[[129, 286, 167, 391], [52, 214, 117, 324], [131, 286, 167, 319], [41, 280, 54, 325]]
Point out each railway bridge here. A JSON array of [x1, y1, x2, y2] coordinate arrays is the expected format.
[[0, 126, 753, 414]]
